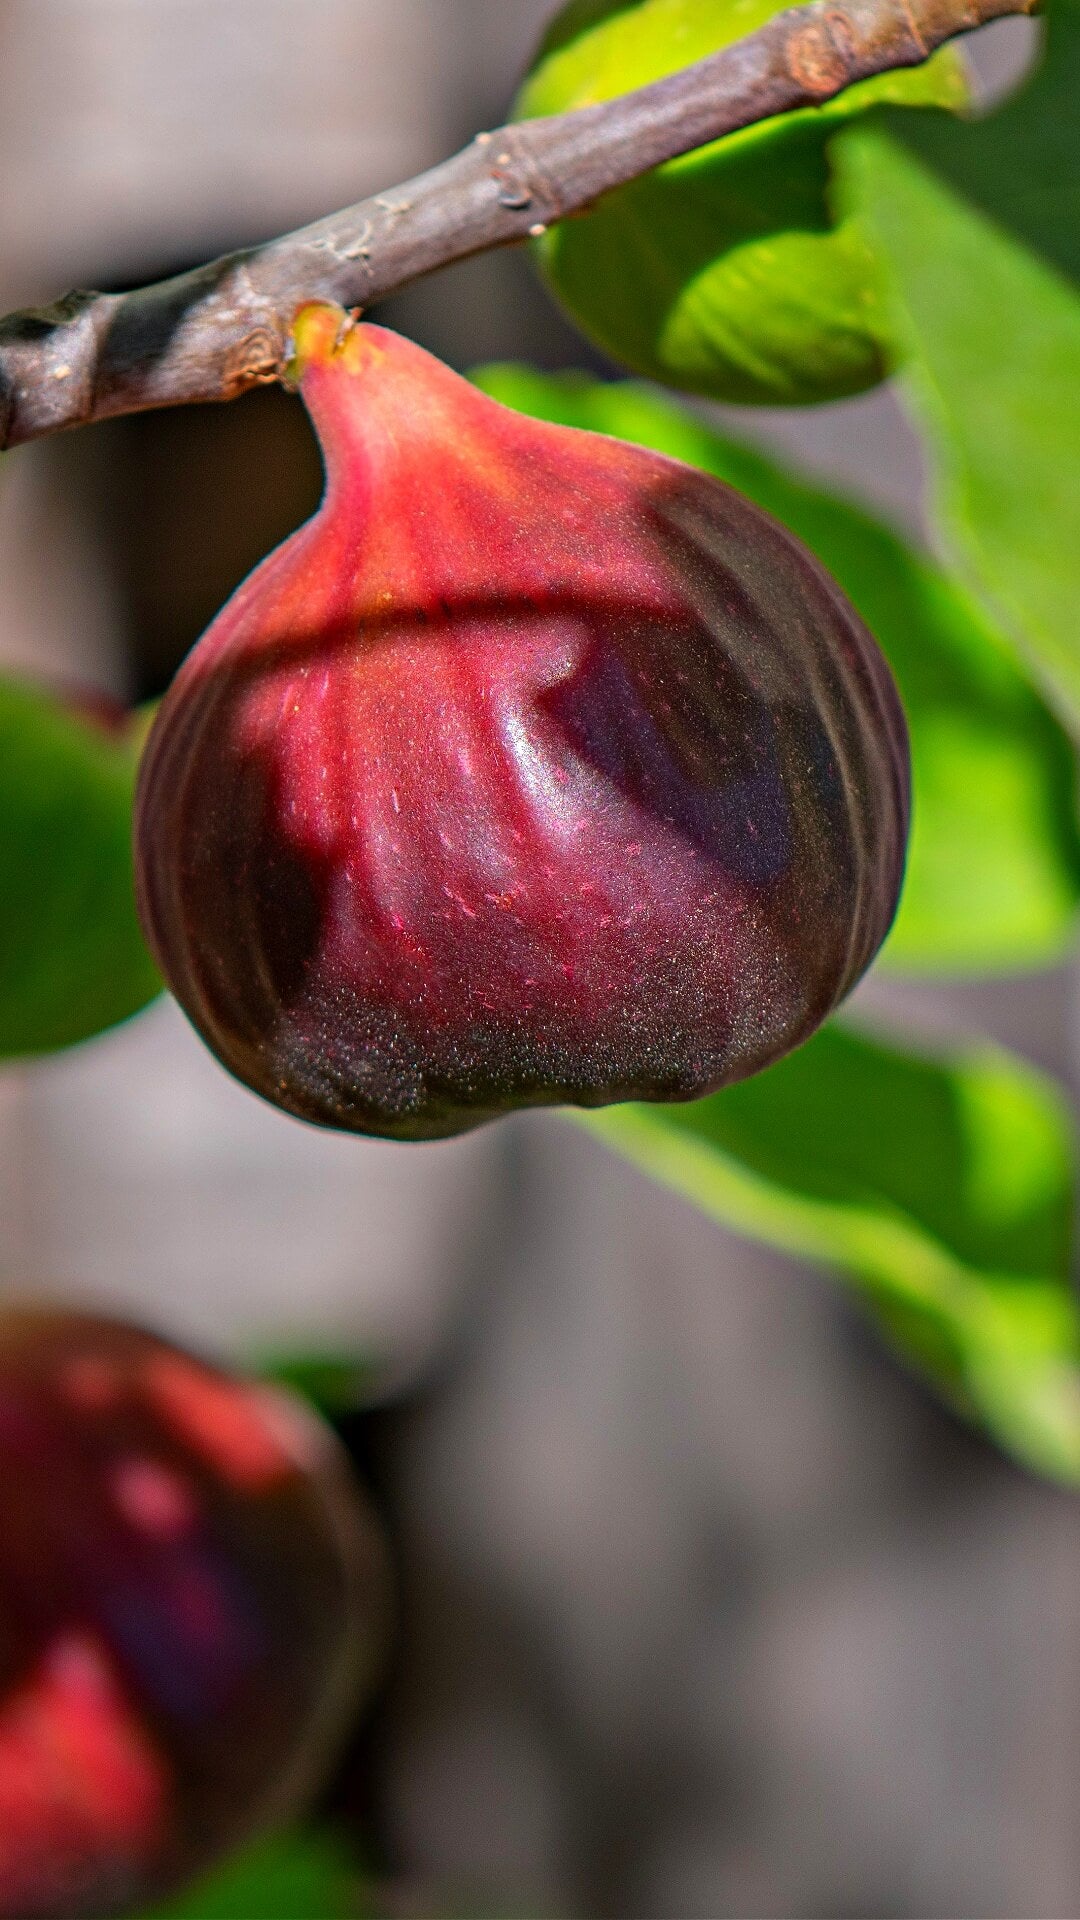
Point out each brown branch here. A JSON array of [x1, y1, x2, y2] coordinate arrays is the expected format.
[[0, 0, 1036, 451]]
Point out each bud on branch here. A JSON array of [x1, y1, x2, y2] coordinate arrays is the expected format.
[[0, 0, 1037, 451]]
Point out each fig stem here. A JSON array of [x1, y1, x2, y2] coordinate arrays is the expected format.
[[0, 0, 1037, 452]]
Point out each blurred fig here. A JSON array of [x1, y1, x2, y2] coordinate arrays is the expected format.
[[0, 1306, 386, 1918], [135, 304, 909, 1141], [513, 0, 968, 405]]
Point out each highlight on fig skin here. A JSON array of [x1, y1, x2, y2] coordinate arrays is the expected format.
[[0, 1305, 386, 1920], [134, 302, 910, 1142]]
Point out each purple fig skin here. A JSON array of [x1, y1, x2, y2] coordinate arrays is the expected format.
[[134, 304, 909, 1141]]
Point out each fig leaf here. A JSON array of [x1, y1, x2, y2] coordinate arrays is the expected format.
[[588, 1020, 1080, 1483], [838, 127, 1080, 737], [513, 0, 967, 405], [0, 675, 161, 1056]]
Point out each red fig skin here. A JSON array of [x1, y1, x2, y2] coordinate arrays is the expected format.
[[135, 305, 909, 1141]]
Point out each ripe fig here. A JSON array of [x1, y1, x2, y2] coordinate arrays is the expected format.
[[513, 0, 968, 406], [0, 1305, 386, 1919], [134, 304, 909, 1142]]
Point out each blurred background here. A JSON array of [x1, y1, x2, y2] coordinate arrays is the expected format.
[[0, 4, 1076, 1915]]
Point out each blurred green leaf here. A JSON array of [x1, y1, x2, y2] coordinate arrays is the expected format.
[[836, 128, 1080, 735], [585, 1021, 1080, 1481], [887, 0, 1080, 289], [0, 675, 161, 1054], [471, 365, 1080, 973], [147, 1829, 365, 1920], [259, 1349, 385, 1416], [513, 0, 967, 405]]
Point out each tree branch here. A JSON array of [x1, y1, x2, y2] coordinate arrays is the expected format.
[[0, 0, 1036, 451]]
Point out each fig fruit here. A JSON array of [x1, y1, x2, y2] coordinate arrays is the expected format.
[[513, 0, 968, 405], [0, 1305, 385, 1919], [134, 304, 909, 1141]]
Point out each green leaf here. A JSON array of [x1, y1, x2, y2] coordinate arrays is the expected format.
[[471, 365, 1080, 973], [890, 0, 1080, 289], [584, 1020, 1080, 1482], [0, 675, 161, 1054], [146, 1829, 366, 1920], [513, 0, 968, 405], [258, 1349, 385, 1416], [836, 128, 1080, 737]]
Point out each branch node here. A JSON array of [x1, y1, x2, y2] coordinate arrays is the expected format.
[[787, 13, 855, 92], [222, 326, 284, 398]]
